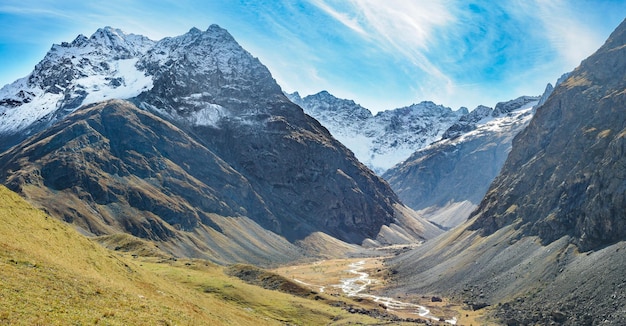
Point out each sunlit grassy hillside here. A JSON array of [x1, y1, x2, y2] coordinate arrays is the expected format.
[[0, 185, 405, 325]]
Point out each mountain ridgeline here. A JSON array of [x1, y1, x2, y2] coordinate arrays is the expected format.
[[383, 95, 542, 229], [288, 91, 467, 174], [0, 25, 440, 264]]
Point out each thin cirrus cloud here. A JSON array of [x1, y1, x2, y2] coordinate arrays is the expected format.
[[304, 0, 623, 110], [0, 0, 624, 113], [309, 0, 455, 89]]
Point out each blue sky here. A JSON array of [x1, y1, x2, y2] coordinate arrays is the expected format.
[[1, 1, 624, 112]]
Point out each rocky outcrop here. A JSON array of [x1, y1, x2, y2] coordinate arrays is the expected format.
[[441, 105, 492, 139], [469, 18, 626, 251]]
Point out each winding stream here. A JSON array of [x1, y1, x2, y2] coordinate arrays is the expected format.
[[339, 260, 457, 325]]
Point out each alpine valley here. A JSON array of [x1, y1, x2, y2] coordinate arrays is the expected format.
[[0, 17, 625, 326]]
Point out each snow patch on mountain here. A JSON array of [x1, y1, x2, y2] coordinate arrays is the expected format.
[[0, 79, 63, 134], [447, 99, 537, 145], [189, 103, 228, 127], [79, 58, 153, 105]]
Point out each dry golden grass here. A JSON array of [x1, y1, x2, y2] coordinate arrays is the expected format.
[[0, 185, 404, 325]]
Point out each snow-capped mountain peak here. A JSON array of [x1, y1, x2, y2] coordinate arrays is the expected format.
[[289, 91, 465, 174], [0, 25, 283, 147], [0, 27, 157, 137]]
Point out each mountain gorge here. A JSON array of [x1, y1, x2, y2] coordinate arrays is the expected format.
[[383, 95, 541, 229], [291, 89, 552, 230], [0, 26, 440, 265], [389, 18, 626, 325]]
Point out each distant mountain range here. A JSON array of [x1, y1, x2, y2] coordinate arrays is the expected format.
[[0, 25, 440, 264], [287, 91, 466, 175], [383, 95, 541, 229]]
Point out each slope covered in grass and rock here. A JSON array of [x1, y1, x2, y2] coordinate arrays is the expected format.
[[0, 184, 432, 325]]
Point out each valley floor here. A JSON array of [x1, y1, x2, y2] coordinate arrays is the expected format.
[[273, 256, 495, 325]]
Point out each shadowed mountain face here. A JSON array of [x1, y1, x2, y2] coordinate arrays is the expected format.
[[131, 25, 421, 245], [0, 100, 304, 264], [388, 18, 626, 325], [468, 18, 626, 252], [0, 26, 439, 263]]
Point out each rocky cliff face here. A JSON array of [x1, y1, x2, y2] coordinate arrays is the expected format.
[[388, 18, 626, 325], [0, 26, 439, 263], [469, 18, 626, 251]]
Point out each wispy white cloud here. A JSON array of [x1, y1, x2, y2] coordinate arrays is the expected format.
[[521, 0, 604, 69], [1, 0, 623, 112], [305, 0, 623, 110], [0, 5, 73, 19], [308, 0, 457, 103], [311, 1, 454, 68], [309, 0, 367, 36]]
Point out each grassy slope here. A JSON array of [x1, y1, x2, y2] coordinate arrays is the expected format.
[[0, 185, 392, 325]]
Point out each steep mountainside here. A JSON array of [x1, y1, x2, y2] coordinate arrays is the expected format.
[[0, 100, 303, 265], [0, 26, 440, 263], [288, 91, 466, 174], [383, 96, 539, 229], [388, 18, 626, 325], [130, 26, 441, 246], [468, 19, 626, 251]]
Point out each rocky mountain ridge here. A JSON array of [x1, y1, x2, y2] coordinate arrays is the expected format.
[[383, 95, 540, 228], [467, 21, 626, 252], [0, 26, 441, 264], [0, 27, 154, 142]]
